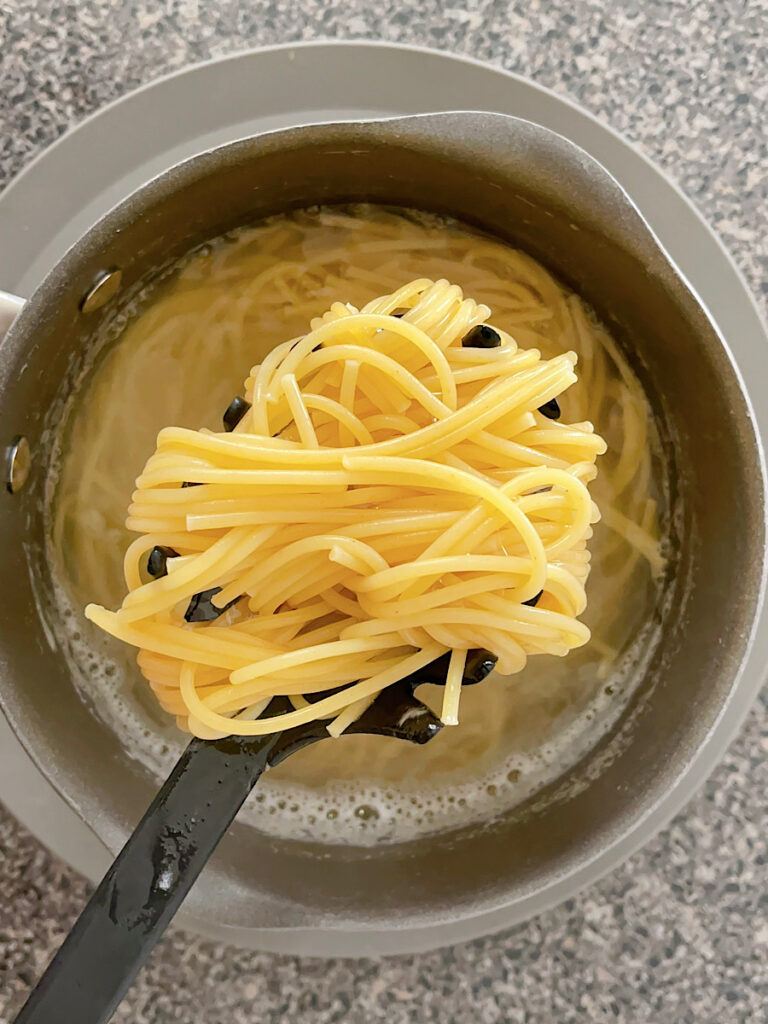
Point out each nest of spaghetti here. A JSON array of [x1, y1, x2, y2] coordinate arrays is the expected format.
[[86, 278, 606, 739]]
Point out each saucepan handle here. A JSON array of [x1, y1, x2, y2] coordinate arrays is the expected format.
[[0, 289, 25, 340]]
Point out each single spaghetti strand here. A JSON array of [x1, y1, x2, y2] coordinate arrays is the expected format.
[[441, 649, 468, 726]]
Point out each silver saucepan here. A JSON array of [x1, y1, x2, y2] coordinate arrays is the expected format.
[[0, 112, 765, 956]]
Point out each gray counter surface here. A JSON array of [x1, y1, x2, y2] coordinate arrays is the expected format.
[[0, 1, 766, 1021]]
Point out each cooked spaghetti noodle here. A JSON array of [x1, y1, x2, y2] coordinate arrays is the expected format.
[[85, 278, 607, 739]]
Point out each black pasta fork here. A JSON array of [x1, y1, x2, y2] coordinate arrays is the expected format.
[[13, 649, 496, 1024]]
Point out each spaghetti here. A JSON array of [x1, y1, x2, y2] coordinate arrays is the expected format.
[[86, 278, 606, 739]]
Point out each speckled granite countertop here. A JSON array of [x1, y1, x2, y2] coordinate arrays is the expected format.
[[1, 2, 767, 1022]]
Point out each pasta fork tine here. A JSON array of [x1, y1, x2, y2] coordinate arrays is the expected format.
[[267, 647, 498, 760], [345, 647, 498, 744]]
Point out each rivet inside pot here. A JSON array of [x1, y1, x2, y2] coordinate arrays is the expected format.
[[5, 435, 30, 494], [80, 268, 122, 313]]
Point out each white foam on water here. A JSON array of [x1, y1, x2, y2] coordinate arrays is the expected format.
[[44, 574, 660, 846]]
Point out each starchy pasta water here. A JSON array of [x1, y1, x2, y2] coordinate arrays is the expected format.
[[48, 206, 665, 843]]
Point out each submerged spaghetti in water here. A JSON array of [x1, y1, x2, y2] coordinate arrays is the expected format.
[[49, 207, 664, 842]]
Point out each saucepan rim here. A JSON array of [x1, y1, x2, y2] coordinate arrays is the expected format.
[[0, 110, 765, 954]]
